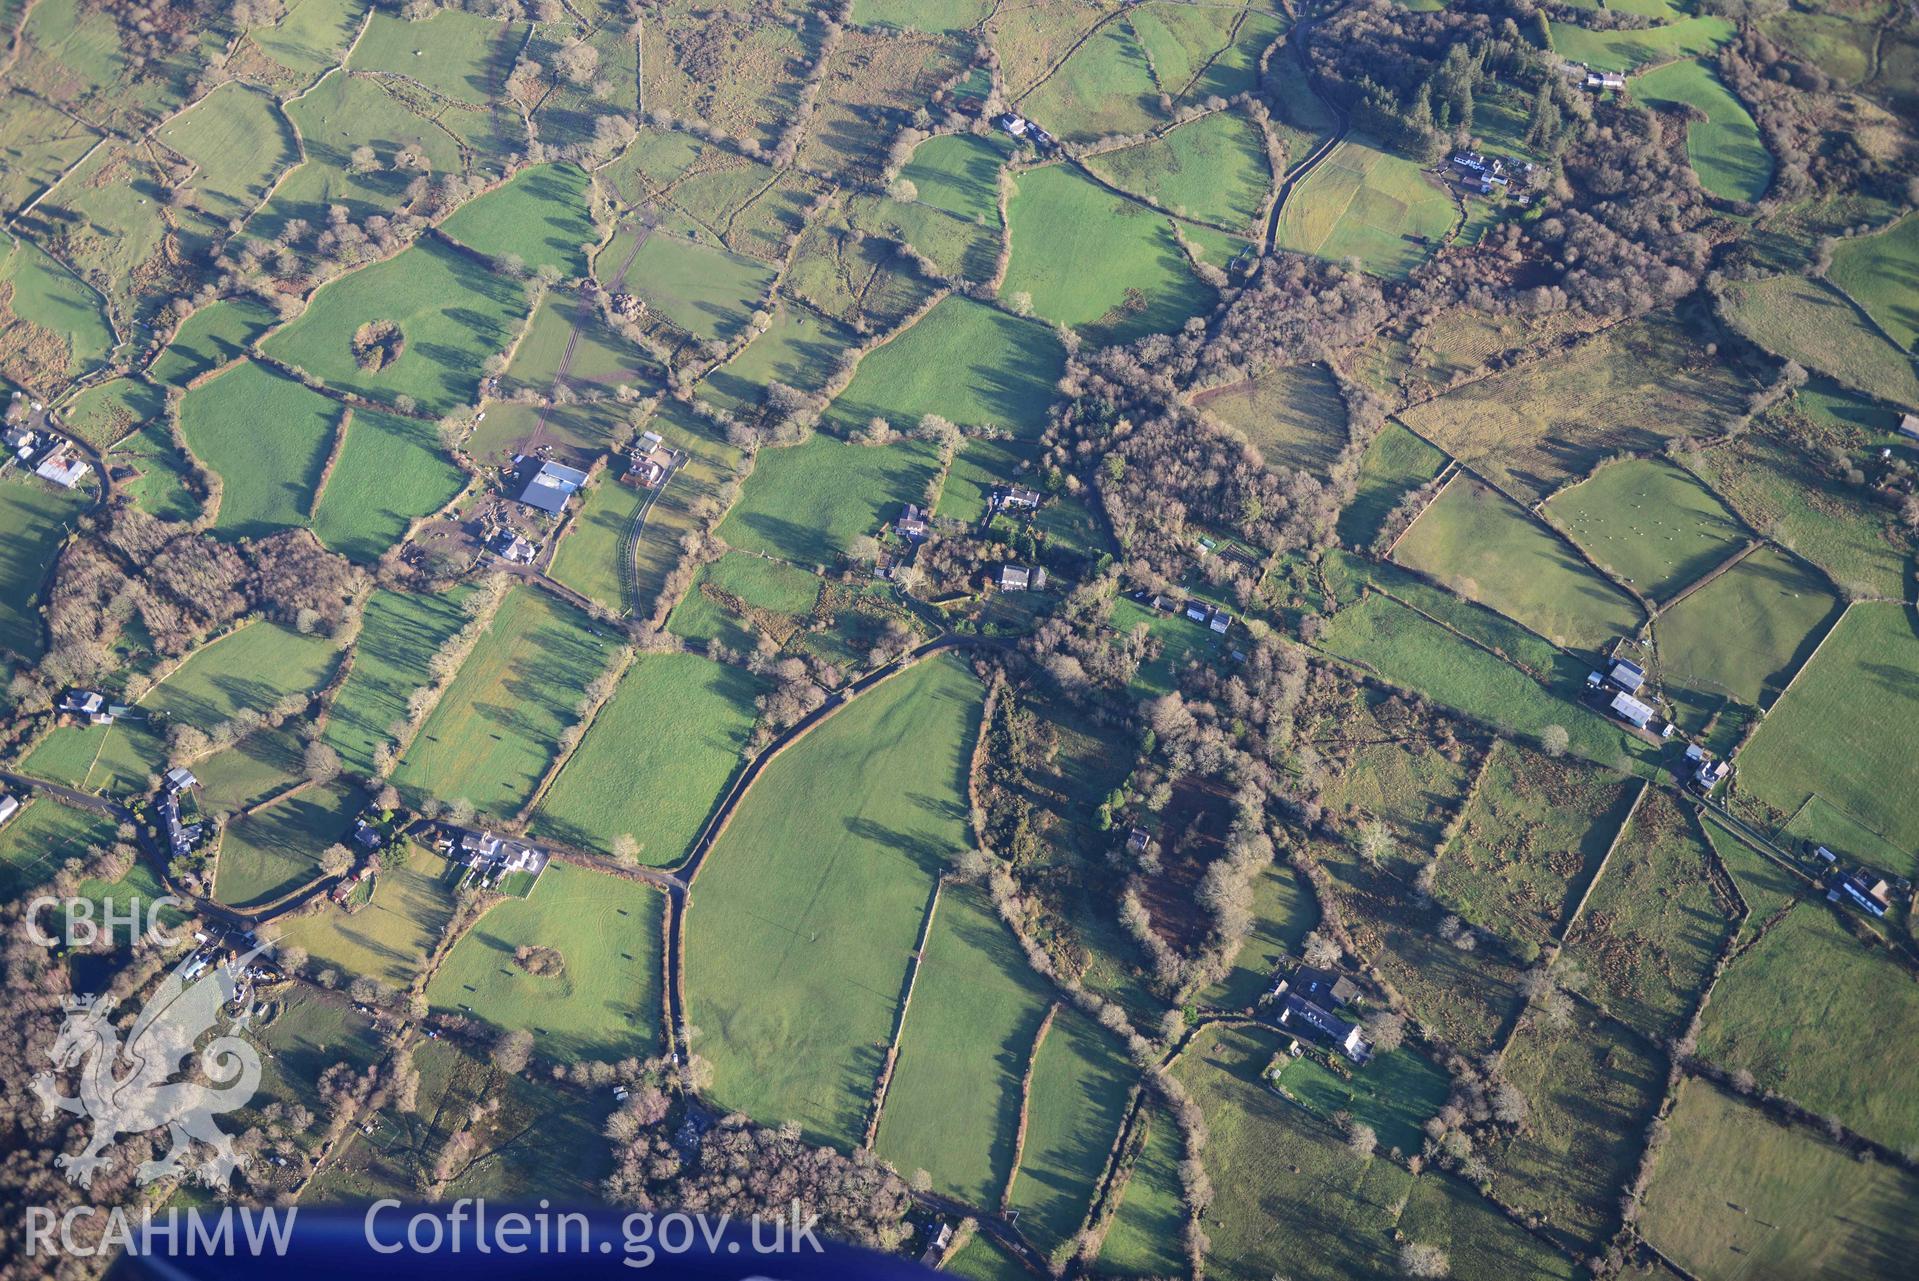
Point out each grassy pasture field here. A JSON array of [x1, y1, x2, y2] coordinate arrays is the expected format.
[[1643, 1079, 1919, 1280], [1272, 138, 1455, 278], [1720, 273, 1919, 409], [427, 861, 663, 1061], [245, 988, 382, 1149], [1001, 164, 1215, 343], [716, 434, 942, 567], [684, 654, 982, 1148], [1398, 313, 1754, 503], [1175, 1023, 1578, 1281], [847, 189, 1001, 283], [158, 83, 299, 224], [322, 587, 471, 776], [149, 296, 279, 386], [0, 475, 84, 658], [244, 0, 370, 78], [624, 230, 777, 343], [1737, 602, 1919, 861], [192, 727, 304, 814], [1545, 457, 1749, 603], [1197, 362, 1348, 474], [1434, 741, 1639, 955], [1336, 420, 1449, 547], [0, 90, 98, 213], [1563, 789, 1739, 1041], [546, 476, 644, 614], [1015, 15, 1161, 143], [178, 361, 338, 540], [59, 376, 161, 449], [1313, 592, 1651, 773], [637, 1, 812, 154], [107, 419, 200, 521], [439, 163, 597, 277], [0, 796, 117, 898], [1269, 1047, 1451, 1160], [699, 304, 858, 415], [666, 553, 818, 652], [1006, 1005, 1135, 1254], [68, 622, 339, 796], [1108, 597, 1225, 699], [850, 0, 992, 34], [1308, 686, 1479, 849], [1096, 1107, 1187, 1278], [1131, 1, 1291, 104], [1632, 60, 1771, 203], [1088, 109, 1272, 233], [900, 132, 1009, 224], [936, 437, 1036, 524], [1682, 420, 1909, 601], [212, 779, 364, 908], [262, 236, 532, 415], [533, 652, 763, 865], [276, 840, 457, 988], [1655, 543, 1840, 711], [624, 402, 744, 619], [0, 233, 114, 394], [347, 8, 515, 107], [1199, 861, 1317, 1011], [1830, 211, 1919, 353], [798, 28, 970, 180], [312, 406, 464, 561], [1700, 903, 1919, 1151], [825, 296, 1064, 439], [392, 587, 621, 820], [1394, 478, 1644, 651], [875, 883, 1051, 1207], [1761, 10, 1878, 87], [1491, 1013, 1665, 1251], [1547, 15, 1735, 72]]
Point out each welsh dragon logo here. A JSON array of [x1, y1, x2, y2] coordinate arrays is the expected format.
[[32, 945, 268, 1189]]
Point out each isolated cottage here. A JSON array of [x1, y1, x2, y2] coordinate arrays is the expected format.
[[999, 564, 1045, 591], [896, 504, 929, 539], [1277, 993, 1369, 1062]]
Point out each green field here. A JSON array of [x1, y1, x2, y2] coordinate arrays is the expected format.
[[212, 779, 364, 908], [1394, 478, 1645, 650], [1269, 1046, 1451, 1161], [262, 236, 533, 415], [246, 0, 369, 77], [1632, 60, 1771, 203], [179, 360, 339, 539], [276, 840, 456, 987], [1131, 2, 1291, 104], [1655, 544, 1840, 710], [0, 232, 115, 392], [1491, 1013, 1666, 1250], [1175, 1023, 1578, 1281], [1435, 741, 1639, 955], [1642, 1080, 1919, 1280], [899, 132, 1009, 223], [1737, 602, 1919, 862], [876, 883, 1051, 1206], [1564, 788, 1739, 1041], [1547, 15, 1735, 72], [533, 652, 762, 865], [323, 588, 472, 776], [716, 435, 942, 567], [0, 474, 84, 657], [1830, 211, 1919, 353], [1546, 457, 1749, 603], [70, 622, 340, 796], [150, 296, 279, 385], [439, 163, 597, 277], [825, 296, 1063, 439], [312, 406, 464, 560], [427, 861, 663, 1061], [667, 553, 820, 652], [1088, 109, 1272, 233], [159, 83, 299, 223], [624, 231, 777, 343], [935, 437, 1036, 524], [1337, 420, 1449, 547], [1199, 362, 1349, 475], [1001, 163, 1215, 342], [1095, 1108, 1188, 1278], [1273, 138, 1455, 277], [1699, 903, 1919, 1152], [1015, 16, 1161, 143], [685, 654, 982, 1147], [1006, 1005, 1135, 1253], [392, 587, 621, 820], [699, 304, 858, 415], [0, 795, 117, 898], [546, 475, 644, 614], [1720, 273, 1919, 409], [347, 8, 514, 107]]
